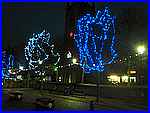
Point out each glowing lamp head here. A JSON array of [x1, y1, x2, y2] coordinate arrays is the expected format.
[[72, 58, 77, 64], [54, 67, 58, 71], [39, 61, 43, 64], [137, 46, 145, 55], [19, 66, 24, 70], [67, 51, 72, 58], [69, 32, 74, 37]]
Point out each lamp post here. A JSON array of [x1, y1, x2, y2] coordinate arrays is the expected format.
[[27, 69, 30, 88], [72, 58, 77, 83], [136, 45, 147, 102], [72, 58, 77, 64], [136, 45, 145, 86], [19, 66, 24, 71], [137, 45, 145, 55]]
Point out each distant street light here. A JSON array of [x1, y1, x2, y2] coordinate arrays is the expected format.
[[137, 45, 145, 55], [54, 67, 58, 71], [69, 32, 74, 38], [72, 58, 77, 64], [19, 66, 24, 70], [136, 45, 146, 86], [39, 61, 43, 64], [67, 51, 72, 58]]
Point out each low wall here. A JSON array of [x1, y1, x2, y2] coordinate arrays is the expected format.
[[3, 81, 147, 100], [76, 84, 147, 98]]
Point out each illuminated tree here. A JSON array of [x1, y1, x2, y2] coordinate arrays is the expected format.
[[2, 51, 9, 78], [24, 30, 60, 71], [75, 7, 117, 73], [2, 51, 16, 78]]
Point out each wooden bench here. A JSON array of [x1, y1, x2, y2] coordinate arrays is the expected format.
[[8, 91, 23, 101], [35, 98, 55, 110]]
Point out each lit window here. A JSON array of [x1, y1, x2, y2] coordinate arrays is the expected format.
[[130, 70, 136, 74], [108, 75, 120, 83], [129, 77, 136, 83], [122, 76, 128, 83]]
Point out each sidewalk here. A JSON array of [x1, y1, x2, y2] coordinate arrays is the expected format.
[[2, 88, 148, 111]]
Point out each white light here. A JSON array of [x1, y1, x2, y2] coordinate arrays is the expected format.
[[8, 69, 16, 74], [19, 66, 24, 70], [17, 75, 22, 80], [108, 75, 120, 83], [67, 51, 72, 58], [69, 75, 71, 83], [48, 103, 53, 108], [122, 76, 128, 83], [39, 61, 43, 64], [54, 67, 57, 71], [130, 70, 136, 74], [72, 58, 77, 64], [137, 46, 145, 55], [129, 77, 136, 83], [58, 76, 62, 82]]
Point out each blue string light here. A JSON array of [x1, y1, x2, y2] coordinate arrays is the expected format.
[[2, 52, 16, 78], [8, 54, 14, 69], [25, 30, 60, 70], [75, 7, 117, 73], [2, 51, 9, 78]]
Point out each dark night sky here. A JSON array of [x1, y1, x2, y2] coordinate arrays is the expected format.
[[3, 3, 65, 48], [95, 2, 148, 57], [2, 2, 148, 63]]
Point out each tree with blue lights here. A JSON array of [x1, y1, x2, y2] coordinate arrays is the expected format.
[[24, 30, 60, 88], [75, 6, 118, 102], [2, 51, 9, 78], [75, 7, 117, 73], [24, 30, 60, 72], [2, 50, 16, 79]]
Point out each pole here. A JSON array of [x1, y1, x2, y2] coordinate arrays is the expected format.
[[27, 71, 30, 88], [97, 72, 100, 103], [81, 70, 84, 83], [81, 60, 86, 83]]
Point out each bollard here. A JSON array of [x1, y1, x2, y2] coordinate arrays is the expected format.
[[35, 98, 55, 110], [89, 101, 94, 110]]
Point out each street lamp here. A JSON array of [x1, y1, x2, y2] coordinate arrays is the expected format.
[[137, 45, 145, 55], [19, 66, 24, 70], [136, 45, 146, 86], [67, 51, 72, 58], [54, 67, 58, 71], [72, 58, 77, 64], [39, 61, 43, 64]]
